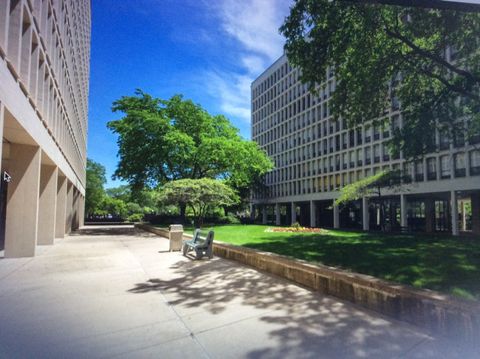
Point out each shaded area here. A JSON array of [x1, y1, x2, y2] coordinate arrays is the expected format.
[[128, 258, 475, 358], [68, 225, 151, 237], [194, 225, 480, 300]]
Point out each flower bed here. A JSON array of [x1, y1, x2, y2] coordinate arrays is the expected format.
[[266, 226, 326, 233]]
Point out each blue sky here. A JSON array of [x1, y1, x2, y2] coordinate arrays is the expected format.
[[87, 0, 292, 188]]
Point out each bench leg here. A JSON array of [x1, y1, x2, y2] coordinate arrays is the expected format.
[[182, 243, 189, 256], [207, 246, 213, 259], [195, 249, 203, 260]]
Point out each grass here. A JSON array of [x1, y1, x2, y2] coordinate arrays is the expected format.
[[180, 224, 480, 301]]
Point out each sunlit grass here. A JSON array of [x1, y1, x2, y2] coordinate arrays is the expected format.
[[179, 224, 480, 300]]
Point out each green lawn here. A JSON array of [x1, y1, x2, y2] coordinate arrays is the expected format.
[[183, 224, 480, 300]]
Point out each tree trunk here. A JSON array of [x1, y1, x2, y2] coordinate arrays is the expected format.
[[196, 216, 203, 229], [179, 203, 186, 224]]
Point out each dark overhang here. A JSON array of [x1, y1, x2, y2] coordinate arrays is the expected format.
[[340, 0, 480, 12]]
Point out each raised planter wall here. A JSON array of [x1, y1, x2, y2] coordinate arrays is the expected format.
[[136, 223, 480, 345]]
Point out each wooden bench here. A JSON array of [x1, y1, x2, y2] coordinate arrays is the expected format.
[[182, 229, 214, 259]]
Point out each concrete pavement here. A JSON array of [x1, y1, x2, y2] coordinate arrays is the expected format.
[[0, 225, 476, 358]]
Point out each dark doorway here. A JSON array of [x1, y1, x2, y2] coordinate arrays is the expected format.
[[0, 171, 9, 250], [317, 201, 333, 228]]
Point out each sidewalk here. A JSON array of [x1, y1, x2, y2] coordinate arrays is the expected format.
[[0, 225, 474, 358]]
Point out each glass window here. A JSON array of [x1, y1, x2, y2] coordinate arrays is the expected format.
[[454, 153, 466, 177], [415, 161, 424, 182], [470, 150, 480, 175], [440, 155, 451, 179], [427, 157, 436, 180]]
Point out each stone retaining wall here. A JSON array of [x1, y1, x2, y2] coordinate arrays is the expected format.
[[136, 223, 480, 345]]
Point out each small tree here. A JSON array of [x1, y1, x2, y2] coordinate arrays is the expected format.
[[334, 170, 408, 231], [158, 178, 239, 227], [85, 159, 107, 218]]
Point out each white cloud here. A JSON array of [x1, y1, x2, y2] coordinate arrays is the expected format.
[[203, 0, 291, 126], [241, 55, 267, 76], [215, 0, 289, 62], [205, 71, 252, 124]]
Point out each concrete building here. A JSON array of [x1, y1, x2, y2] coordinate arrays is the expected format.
[[251, 54, 480, 236], [0, 0, 90, 257]]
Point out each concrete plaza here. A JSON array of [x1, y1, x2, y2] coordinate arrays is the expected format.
[[0, 225, 475, 358]]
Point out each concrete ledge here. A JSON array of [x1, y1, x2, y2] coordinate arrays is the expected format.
[[85, 222, 133, 226], [135, 223, 170, 237], [136, 223, 480, 344]]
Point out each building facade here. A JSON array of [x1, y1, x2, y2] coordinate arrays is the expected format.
[[0, 0, 90, 257], [251, 54, 480, 236]]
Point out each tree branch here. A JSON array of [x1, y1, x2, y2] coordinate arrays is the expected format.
[[401, 55, 480, 101], [384, 27, 480, 85]]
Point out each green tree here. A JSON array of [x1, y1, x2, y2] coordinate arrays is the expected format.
[[107, 91, 273, 215], [334, 170, 408, 231], [158, 178, 239, 227], [85, 159, 107, 217], [101, 196, 128, 219], [280, 1, 480, 159], [105, 185, 131, 203]]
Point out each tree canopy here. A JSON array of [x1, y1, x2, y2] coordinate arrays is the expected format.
[[334, 170, 407, 207], [107, 91, 273, 197], [85, 159, 107, 217], [280, 1, 480, 159], [158, 178, 239, 227]]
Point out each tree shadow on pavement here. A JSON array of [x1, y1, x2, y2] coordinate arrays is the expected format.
[[127, 258, 475, 358]]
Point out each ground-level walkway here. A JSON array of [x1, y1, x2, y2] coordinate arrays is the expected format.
[[0, 225, 475, 358]]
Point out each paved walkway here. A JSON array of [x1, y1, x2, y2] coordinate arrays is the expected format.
[[0, 225, 475, 358]]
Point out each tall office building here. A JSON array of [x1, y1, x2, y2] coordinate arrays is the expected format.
[[0, 0, 90, 257], [251, 54, 480, 236]]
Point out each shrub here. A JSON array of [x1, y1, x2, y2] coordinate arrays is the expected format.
[[127, 213, 144, 223]]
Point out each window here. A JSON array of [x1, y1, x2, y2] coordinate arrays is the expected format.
[[365, 126, 371, 143], [427, 158, 436, 180], [439, 132, 450, 150], [365, 147, 371, 165], [404, 162, 413, 182], [454, 153, 466, 177], [440, 155, 451, 179], [373, 126, 380, 141], [357, 149, 363, 166], [469, 150, 480, 175], [415, 161, 424, 182], [392, 115, 401, 131], [382, 143, 390, 161], [373, 145, 380, 163]]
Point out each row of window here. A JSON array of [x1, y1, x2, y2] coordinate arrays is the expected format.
[[0, 0, 90, 182], [254, 150, 480, 200]]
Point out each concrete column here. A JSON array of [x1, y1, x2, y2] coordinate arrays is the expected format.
[[471, 193, 480, 236], [262, 206, 267, 225], [310, 201, 316, 228], [55, 175, 67, 238], [72, 189, 79, 230], [362, 197, 369, 231], [4, 144, 41, 258], [400, 194, 408, 228], [425, 198, 435, 233], [79, 195, 85, 227], [275, 203, 281, 226], [333, 203, 340, 229], [65, 181, 73, 234], [291, 202, 297, 224], [451, 191, 459, 236], [38, 165, 58, 245]]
